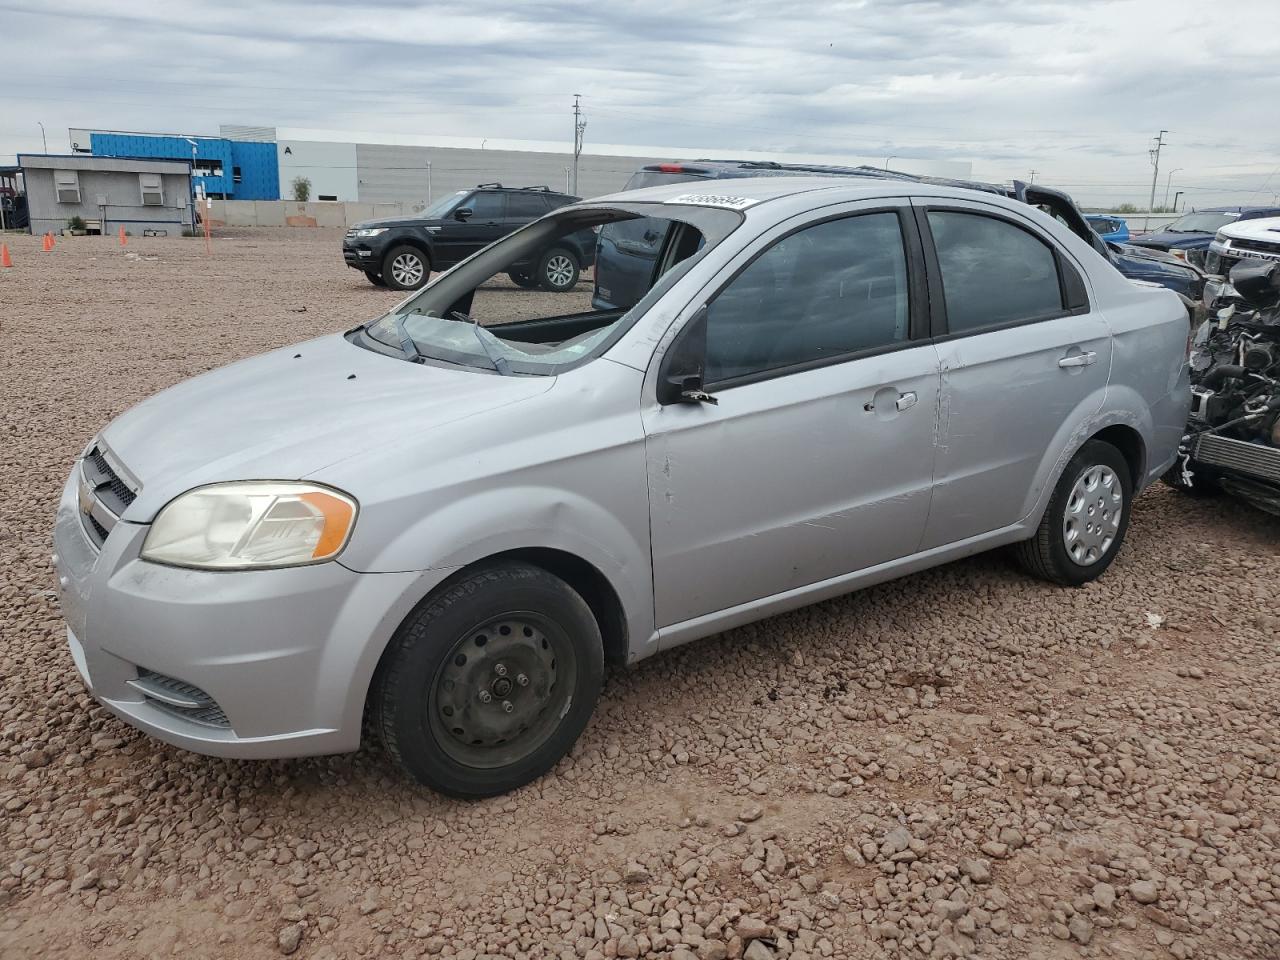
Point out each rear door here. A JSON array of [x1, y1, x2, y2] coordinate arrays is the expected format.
[[913, 200, 1112, 549]]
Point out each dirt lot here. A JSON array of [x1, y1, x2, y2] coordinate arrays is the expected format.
[[1, 228, 1278, 960]]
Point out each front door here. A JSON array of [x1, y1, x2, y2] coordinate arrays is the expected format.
[[439, 191, 508, 266], [643, 205, 941, 629], [915, 202, 1113, 549]]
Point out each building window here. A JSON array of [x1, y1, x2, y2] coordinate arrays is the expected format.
[[232, 165, 242, 184], [139, 173, 164, 206], [318, 194, 337, 201], [55, 170, 80, 204], [193, 159, 224, 178]]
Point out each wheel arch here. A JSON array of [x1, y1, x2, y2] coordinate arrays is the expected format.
[[1089, 423, 1146, 490], [365, 547, 630, 717], [384, 236, 433, 268]]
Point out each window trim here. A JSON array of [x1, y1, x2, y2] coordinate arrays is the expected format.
[[139, 172, 164, 206], [54, 169, 81, 204], [690, 205, 932, 393], [914, 204, 1090, 342]]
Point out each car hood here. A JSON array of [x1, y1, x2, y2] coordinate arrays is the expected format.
[[1129, 231, 1210, 249], [1221, 216, 1280, 244], [349, 216, 446, 231], [98, 333, 553, 521]]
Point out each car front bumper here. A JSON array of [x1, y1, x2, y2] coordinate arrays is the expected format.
[[342, 241, 384, 271], [51, 464, 438, 759]]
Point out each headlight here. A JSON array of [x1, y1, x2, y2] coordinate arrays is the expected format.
[[141, 482, 357, 570], [349, 227, 387, 238], [1168, 249, 1188, 261]]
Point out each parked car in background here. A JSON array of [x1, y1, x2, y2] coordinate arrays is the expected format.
[[55, 177, 1190, 797], [596, 161, 1204, 310], [1205, 215, 1280, 279], [342, 183, 595, 291], [1128, 206, 1280, 266], [1086, 214, 1129, 243]]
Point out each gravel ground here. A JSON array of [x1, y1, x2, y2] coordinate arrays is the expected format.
[[1, 228, 1278, 960]]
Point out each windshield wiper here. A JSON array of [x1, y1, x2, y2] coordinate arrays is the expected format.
[[451, 311, 512, 376], [392, 313, 425, 363]]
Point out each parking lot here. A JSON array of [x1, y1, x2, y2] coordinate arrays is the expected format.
[[1, 228, 1278, 960]]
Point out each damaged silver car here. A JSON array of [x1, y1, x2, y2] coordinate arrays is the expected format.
[[54, 177, 1190, 796]]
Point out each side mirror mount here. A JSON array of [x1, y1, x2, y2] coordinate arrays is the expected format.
[[657, 307, 717, 406], [454, 207, 473, 222]]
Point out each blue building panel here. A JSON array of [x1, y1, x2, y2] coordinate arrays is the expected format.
[[89, 132, 279, 200]]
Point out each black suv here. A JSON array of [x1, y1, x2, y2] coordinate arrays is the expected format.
[[343, 184, 595, 291]]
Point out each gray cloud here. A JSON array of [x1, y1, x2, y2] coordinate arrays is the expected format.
[[1, 0, 1278, 207]]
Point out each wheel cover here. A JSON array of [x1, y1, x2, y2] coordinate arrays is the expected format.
[[391, 252, 425, 287], [428, 614, 574, 769], [545, 255, 574, 288], [1062, 464, 1123, 566]]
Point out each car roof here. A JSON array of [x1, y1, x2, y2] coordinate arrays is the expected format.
[[592, 175, 1022, 211]]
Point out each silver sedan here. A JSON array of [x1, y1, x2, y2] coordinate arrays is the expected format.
[[53, 177, 1191, 796]]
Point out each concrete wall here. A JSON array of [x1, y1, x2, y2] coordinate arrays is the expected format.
[[24, 166, 192, 236], [353, 143, 659, 204], [208, 199, 419, 228]]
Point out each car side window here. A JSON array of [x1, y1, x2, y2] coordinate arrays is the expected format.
[[927, 211, 1064, 333], [506, 193, 547, 219], [704, 212, 910, 384], [466, 192, 506, 220]]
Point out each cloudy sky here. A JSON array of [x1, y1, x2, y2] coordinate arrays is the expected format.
[[2, 0, 1278, 208]]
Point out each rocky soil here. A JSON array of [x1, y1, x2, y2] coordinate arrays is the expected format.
[[1, 229, 1277, 959]]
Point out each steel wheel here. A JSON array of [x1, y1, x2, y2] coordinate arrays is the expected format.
[[427, 614, 574, 769], [391, 252, 425, 288], [1062, 464, 1123, 566]]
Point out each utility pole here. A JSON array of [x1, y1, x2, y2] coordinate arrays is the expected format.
[[1162, 167, 1182, 209], [1027, 169, 1038, 184], [1173, 191, 1184, 211], [884, 155, 896, 171], [1147, 130, 1167, 228], [37, 121, 47, 154], [571, 94, 586, 195]]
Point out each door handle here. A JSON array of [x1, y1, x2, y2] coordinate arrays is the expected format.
[[1058, 351, 1097, 368], [895, 391, 918, 411]]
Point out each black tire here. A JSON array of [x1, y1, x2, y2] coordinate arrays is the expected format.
[[381, 245, 430, 291], [508, 270, 540, 289], [375, 563, 604, 797], [1014, 440, 1134, 587], [364, 270, 387, 288], [537, 247, 580, 292]]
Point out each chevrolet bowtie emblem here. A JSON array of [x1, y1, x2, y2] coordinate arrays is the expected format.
[[78, 477, 95, 517]]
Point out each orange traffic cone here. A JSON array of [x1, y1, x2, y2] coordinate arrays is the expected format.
[[118, 225, 127, 246], [1, 243, 11, 267], [48, 232, 55, 250], [41, 233, 51, 252]]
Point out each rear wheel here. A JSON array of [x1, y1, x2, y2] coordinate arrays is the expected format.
[[382, 245, 429, 291], [538, 247, 580, 292], [364, 270, 387, 288], [375, 563, 604, 797], [1015, 440, 1133, 586]]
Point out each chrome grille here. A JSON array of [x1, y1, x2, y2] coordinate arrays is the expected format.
[[129, 669, 231, 729], [1193, 434, 1280, 484]]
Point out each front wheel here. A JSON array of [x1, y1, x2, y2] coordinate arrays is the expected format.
[[508, 270, 541, 289], [382, 245, 430, 291], [375, 563, 604, 797], [364, 270, 387, 288], [538, 247, 580, 292], [1014, 440, 1133, 586]]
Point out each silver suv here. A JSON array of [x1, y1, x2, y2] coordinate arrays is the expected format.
[[53, 178, 1191, 796]]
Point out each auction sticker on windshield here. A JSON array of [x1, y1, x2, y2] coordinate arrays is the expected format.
[[665, 193, 760, 210]]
